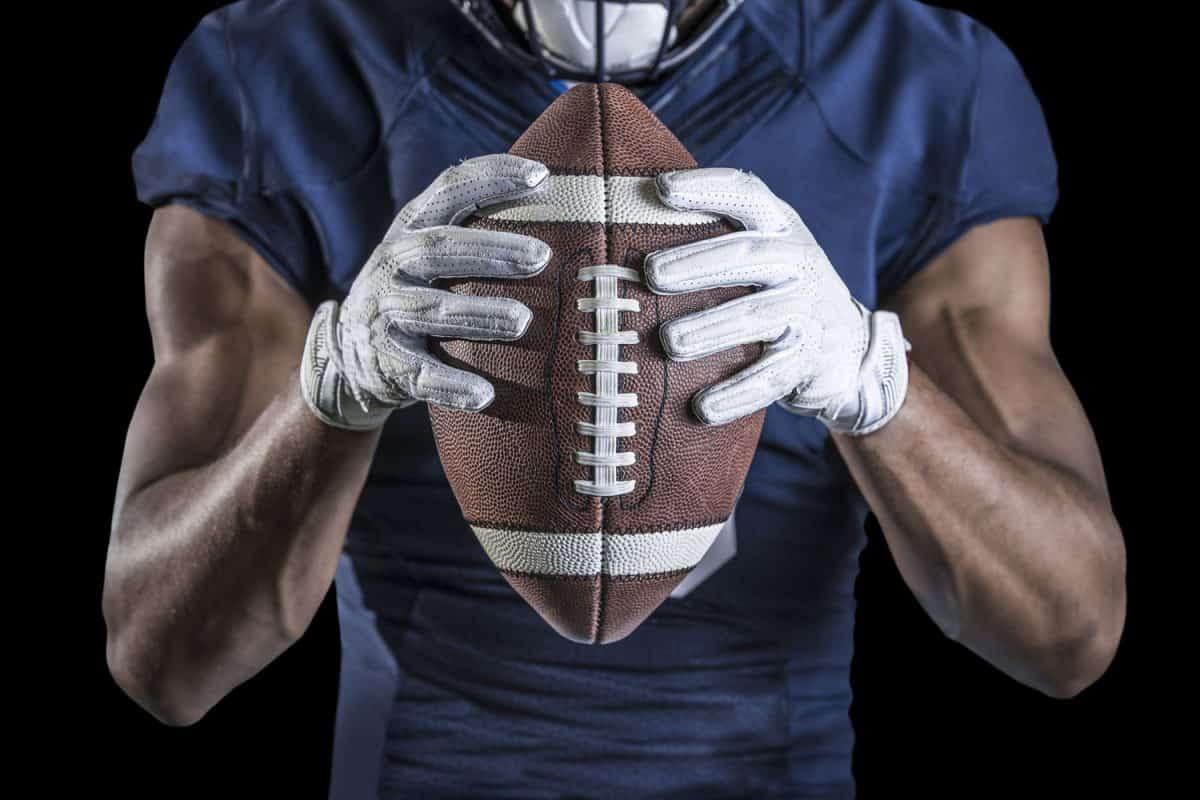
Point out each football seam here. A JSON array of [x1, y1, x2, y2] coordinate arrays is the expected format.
[[497, 566, 692, 583], [620, 246, 661, 512], [556, 247, 597, 515], [462, 516, 733, 535], [596, 83, 610, 643]]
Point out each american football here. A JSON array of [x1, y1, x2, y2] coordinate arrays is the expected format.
[[429, 83, 766, 643]]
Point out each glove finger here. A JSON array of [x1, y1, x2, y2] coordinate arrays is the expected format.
[[390, 154, 550, 232], [660, 284, 798, 361], [380, 287, 532, 341], [655, 168, 794, 233], [691, 343, 813, 426], [645, 234, 821, 293], [374, 340, 497, 412], [378, 226, 551, 282]]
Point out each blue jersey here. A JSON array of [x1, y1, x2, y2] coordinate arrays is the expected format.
[[133, 1, 1057, 796]]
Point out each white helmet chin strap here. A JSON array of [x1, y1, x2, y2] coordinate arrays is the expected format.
[[513, 0, 678, 77]]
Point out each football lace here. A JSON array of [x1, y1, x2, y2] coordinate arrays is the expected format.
[[574, 263, 642, 497]]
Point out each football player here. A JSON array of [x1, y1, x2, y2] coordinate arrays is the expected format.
[[105, 2, 1126, 797]]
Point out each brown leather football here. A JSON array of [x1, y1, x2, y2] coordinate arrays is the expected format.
[[429, 83, 765, 644]]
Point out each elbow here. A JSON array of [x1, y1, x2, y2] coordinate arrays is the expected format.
[[1035, 635, 1119, 700], [1033, 598, 1125, 700], [104, 589, 216, 727], [1037, 520, 1127, 699], [106, 633, 215, 727]]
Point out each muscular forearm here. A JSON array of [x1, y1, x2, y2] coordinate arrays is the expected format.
[[834, 365, 1125, 697], [104, 374, 379, 724]]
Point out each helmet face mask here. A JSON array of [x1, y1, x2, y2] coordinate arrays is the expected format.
[[453, 0, 744, 85], [513, 1, 678, 80]]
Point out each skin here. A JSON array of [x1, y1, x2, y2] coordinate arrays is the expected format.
[[105, 203, 1121, 727], [838, 217, 1125, 698], [105, 206, 380, 725]]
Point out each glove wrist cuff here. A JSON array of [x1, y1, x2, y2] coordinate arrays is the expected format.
[[300, 300, 394, 431], [825, 307, 910, 436]]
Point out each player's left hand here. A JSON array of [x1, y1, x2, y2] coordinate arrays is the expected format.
[[645, 168, 910, 435]]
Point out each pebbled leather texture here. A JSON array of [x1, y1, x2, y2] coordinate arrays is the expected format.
[[429, 84, 765, 644]]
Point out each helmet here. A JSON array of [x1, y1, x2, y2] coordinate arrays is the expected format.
[[451, 0, 745, 85]]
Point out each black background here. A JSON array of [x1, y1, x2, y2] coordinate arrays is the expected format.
[[41, 2, 1167, 797]]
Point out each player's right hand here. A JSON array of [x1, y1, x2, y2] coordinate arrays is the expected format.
[[301, 154, 551, 430]]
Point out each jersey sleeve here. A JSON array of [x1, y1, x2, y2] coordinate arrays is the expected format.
[[131, 10, 325, 304], [877, 27, 1059, 299]]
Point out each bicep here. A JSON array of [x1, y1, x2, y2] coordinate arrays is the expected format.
[[117, 205, 312, 498], [882, 217, 1109, 499]]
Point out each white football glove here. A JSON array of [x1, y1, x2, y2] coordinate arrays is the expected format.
[[644, 168, 909, 436], [301, 155, 552, 430]]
